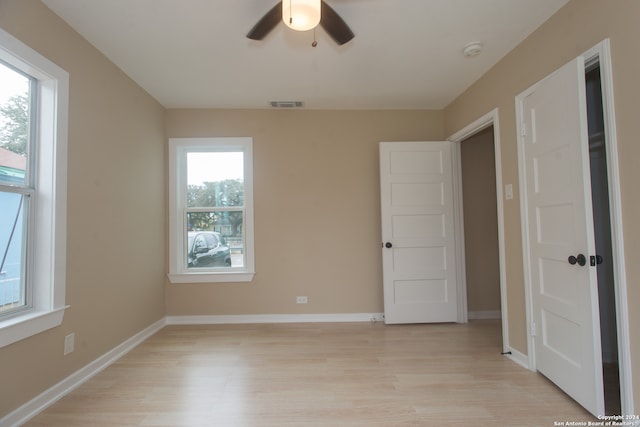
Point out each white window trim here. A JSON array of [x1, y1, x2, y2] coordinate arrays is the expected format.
[[168, 137, 255, 283], [0, 28, 69, 348]]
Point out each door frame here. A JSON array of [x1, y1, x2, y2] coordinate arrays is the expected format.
[[516, 39, 633, 416], [447, 109, 511, 355]]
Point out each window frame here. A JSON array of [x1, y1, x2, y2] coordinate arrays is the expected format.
[[0, 27, 69, 348], [168, 137, 255, 283]]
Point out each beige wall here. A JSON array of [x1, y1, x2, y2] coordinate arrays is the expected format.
[[165, 109, 444, 315], [444, 0, 640, 409], [0, 0, 166, 416], [460, 127, 501, 313], [3, 0, 639, 419]]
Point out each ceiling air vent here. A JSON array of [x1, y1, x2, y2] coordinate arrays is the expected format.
[[269, 101, 304, 108]]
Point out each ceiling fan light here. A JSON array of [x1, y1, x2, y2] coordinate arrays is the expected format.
[[282, 0, 321, 32]]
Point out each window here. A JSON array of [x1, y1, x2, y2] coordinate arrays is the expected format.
[[0, 62, 30, 316], [168, 138, 254, 283], [0, 28, 69, 348]]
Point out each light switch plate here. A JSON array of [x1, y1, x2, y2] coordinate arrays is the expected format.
[[505, 184, 513, 200]]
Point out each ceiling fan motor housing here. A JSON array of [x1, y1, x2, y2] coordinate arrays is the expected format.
[[283, 0, 321, 31], [247, 1, 354, 46]]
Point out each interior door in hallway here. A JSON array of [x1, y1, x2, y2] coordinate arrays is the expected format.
[[380, 141, 458, 324], [518, 56, 604, 416]]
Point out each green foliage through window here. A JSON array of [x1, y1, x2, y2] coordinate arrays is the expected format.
[[187, 179, 244, 208], [0, 94, 28, 156]]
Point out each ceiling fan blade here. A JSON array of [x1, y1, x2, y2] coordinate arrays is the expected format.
[[247, 2, 281, 40], [320, 1, 354, 45]]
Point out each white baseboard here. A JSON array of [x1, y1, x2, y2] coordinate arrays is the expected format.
[[166, 312, 385, 325], [1, 318, 166, 427], [468, 310, 502, 320]]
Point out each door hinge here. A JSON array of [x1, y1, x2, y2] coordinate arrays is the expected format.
[[530, 321, 536, 337], [521, 122, 527, 137]]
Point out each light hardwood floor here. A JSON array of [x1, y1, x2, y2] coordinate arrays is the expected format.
[[26, 320, 596, 426]]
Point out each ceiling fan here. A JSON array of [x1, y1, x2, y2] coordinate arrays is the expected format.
[[247, 0, 355, 46]]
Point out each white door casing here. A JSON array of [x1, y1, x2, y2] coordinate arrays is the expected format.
[[380, 141, 458, 324], [517, 57, 604, 416]]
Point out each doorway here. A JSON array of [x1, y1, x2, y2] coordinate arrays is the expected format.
[[586, 61, 621, 416], [459, 126, 502, 322], [448, 109, 510, 355]]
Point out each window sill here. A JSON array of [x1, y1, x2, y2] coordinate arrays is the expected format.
[[167, 272, 255, 284], [0, 305, 69, 348]]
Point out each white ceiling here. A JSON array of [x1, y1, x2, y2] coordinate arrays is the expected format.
[[42, 0, 569, 110]]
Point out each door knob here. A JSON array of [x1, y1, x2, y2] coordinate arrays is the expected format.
[[568, 254, 586, 266], [385, 242, 393, 248]]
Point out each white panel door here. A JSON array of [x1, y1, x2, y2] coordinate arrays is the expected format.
[[380, 141, 458, 324], [519, 57, 604, 415]]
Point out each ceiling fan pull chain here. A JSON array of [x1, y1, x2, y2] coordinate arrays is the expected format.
[[289, 0, 293, 25], [312, 27, 318, 47]]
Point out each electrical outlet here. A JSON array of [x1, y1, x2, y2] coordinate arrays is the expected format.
[[296, 296, 308, 304], [64, 333, 75, 355]]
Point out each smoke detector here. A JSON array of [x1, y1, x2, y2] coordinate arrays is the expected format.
[[463, 42, 483, 58]]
